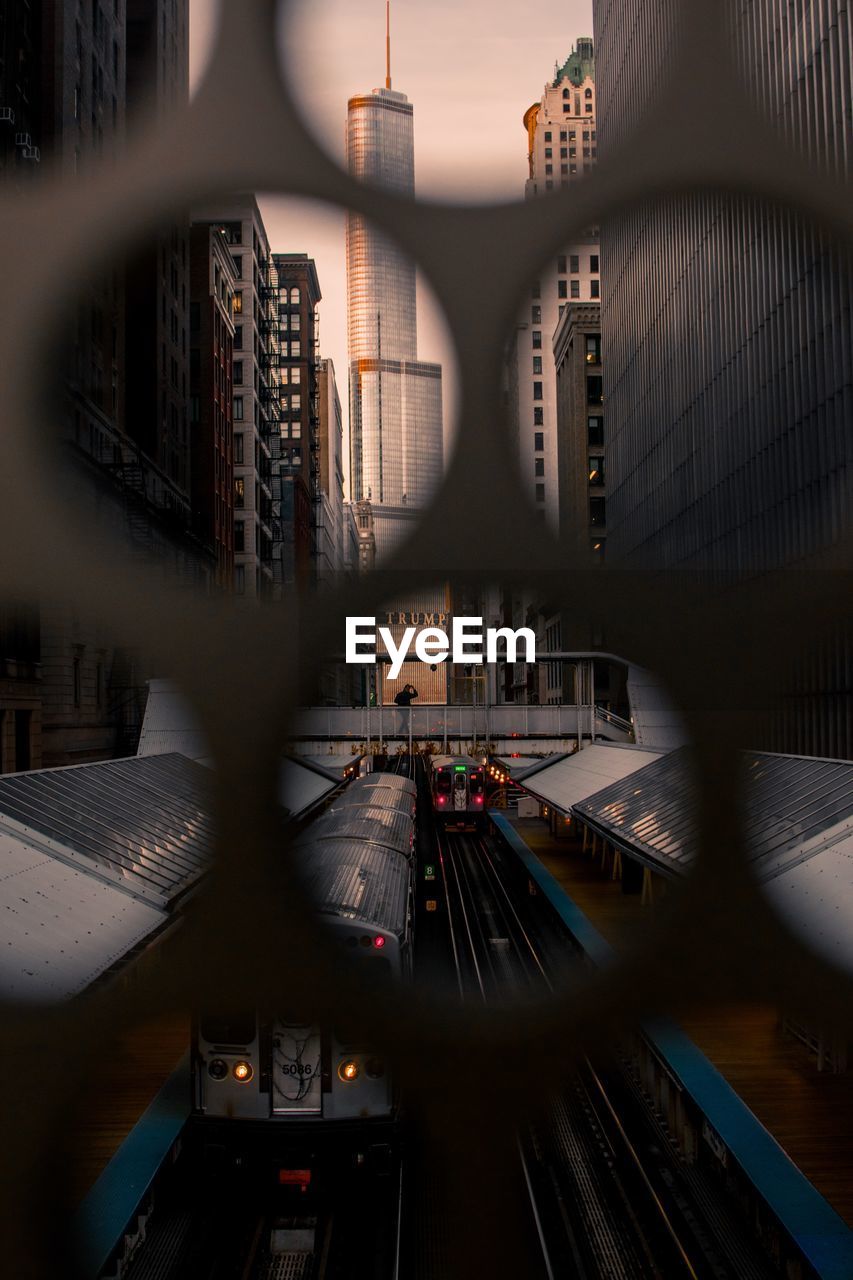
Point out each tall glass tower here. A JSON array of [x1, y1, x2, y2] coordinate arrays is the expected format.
[[345, 23, 443, 558]]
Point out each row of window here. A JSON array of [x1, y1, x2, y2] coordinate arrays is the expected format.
[[544, 152, 596, 175], [544, 128, 596, 143]]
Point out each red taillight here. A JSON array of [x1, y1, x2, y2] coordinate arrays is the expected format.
[[473, 795, 484, 805], [437, 796, 446, 805], [373, 935, 386, 949]]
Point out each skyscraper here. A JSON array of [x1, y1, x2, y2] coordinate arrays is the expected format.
[[507, 39, 600, 531], [345, 5, 443, 558]]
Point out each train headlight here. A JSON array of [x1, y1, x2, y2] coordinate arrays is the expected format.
[[338, 1059, 360, 1082], [232, 1060, 253, 1083], [208, 1058, 228, 1081]]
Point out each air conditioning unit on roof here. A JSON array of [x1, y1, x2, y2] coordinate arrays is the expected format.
[[0, 108, 15, 124], [15, 131, 32, 147]]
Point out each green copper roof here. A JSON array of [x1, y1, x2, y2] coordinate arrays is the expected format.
[[553, 37, 595, 88]]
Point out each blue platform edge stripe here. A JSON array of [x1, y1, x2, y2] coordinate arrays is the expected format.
[[492, 813, 853, 1280], [73, 1054, 191, 1279]]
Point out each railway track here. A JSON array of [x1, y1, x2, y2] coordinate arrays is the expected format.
[[434, 828, 775, 1280]]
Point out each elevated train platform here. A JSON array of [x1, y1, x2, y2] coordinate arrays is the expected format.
[[494, 810, 853, 1277]]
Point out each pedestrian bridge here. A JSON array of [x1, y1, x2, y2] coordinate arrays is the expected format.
[[289, 702, 636, 752]]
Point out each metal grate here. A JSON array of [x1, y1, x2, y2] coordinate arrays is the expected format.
[[0, 2, 850, 1278]]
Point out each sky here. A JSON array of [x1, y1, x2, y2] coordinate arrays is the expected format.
[[188, 0, 594, 480]]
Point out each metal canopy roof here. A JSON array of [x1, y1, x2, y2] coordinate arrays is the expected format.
[[294, 837, 410, 935], [136, 679, 212, 764], [574, 748, 853, 883], [0, 753, 214, 907], [764, 825, 853, 972], [279, 757, 340, 817], [0, 830, 166, 1003], [516, 745, 664, 813]]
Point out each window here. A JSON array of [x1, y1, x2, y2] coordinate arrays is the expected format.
[[585, 335, 601, 364], [587, 376, 603, 405], [588, 456, 605, 486], [234, 325, 242, 350], [531, 305, 541, 324], [532, 281, 541, 299], [570, 255, 580, 273], [233, 396, 244, 421], [570, 280, 580, 298], [558, 279, 567, 298], [534, 407, 544, 426], [234, 521, 245, 553], [534, 432, 544, 451], [234, 565, 246, 594], [535, 458, 545, 477], [585, 104, 593, 113], [560, 130, 567, 141], [233, 361, 243, 385], [562, 103, 570, 113], [545, 165, 553, 176], [545, 147, 552, 159], [590, 279, 600, 299], [544, 131, 552, 142], [562, 89, 569, 99], [290, 287, 300, 305], [560, 147, 568, 159], [532, 330, 542, 349], [589, 497, 606, 526], [290, 340, 301, 358], [235, 477, 245, 507], [588, 416, 604, 446], [557, 254, 567, 274], [561, 165, 569, 176], [232, 291, 243, 315], [234, 432, 244, 464], [73, 655, 82, 709], [232, 254, 242, 277], [533, 381, 543, 401], [533, 356, 542, 375], [535, 483, 546, 503]]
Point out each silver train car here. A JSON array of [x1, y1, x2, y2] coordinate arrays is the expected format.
[[192, 774, 415, 1150]]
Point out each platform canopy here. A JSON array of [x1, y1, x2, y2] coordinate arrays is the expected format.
[[138, 679, 341, 821], [514, 744, 665, 814], [0, 753, 214, 908], [0, 829, 166, 1003], [574, 748, 853, 970]]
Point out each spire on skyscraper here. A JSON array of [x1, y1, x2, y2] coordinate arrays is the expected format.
[[386, 0, 392, 90]]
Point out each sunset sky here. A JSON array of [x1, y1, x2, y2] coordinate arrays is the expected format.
[[189, 0, 594, 479]]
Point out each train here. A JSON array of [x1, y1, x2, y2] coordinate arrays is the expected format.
[[427, 754, 486, 831], [192, 770, 416, 1164]]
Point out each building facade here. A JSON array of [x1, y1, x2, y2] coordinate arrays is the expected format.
[[0, 0, 42, 177], [189, 224, 238, 589], [316, 357, 346, 586], [592, 0, 852, 757], [346, 80, 443, 558], [193, 197, 278, 599], [271, 253, 321, 593], [553, 303, 605, 557], [508, 39, 600, 530]]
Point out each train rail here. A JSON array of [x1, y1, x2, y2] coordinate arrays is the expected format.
[[435, 828, 775, 1280]]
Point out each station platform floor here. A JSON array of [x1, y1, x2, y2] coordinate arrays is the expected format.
[[504, 814, 853, 1229], [69, 1012, 189, 1206]]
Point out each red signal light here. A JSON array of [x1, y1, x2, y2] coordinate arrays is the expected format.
[[373, 935, 386, 949]]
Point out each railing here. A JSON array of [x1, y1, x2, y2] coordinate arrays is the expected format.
[[289, 703, 635, 744]]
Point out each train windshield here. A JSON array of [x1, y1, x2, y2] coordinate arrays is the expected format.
[[435, 771, 452, 793], [199, 1012, 256, 1045], [470, 772, 484, 795]]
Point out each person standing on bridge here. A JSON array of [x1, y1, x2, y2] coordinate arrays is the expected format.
[[394, 683, 418, 738]]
